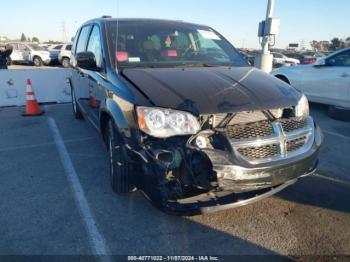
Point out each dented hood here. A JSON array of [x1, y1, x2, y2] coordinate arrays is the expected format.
[[122, 67, 301, 115]]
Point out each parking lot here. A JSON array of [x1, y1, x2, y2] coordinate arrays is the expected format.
[[0, 102, 349, 258]]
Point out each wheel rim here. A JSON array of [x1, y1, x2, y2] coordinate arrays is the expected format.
[[63, 59, 69, 67], [34, 58, 40, 66]]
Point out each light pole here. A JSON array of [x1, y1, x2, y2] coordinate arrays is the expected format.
[[254, 0, 279, 73]]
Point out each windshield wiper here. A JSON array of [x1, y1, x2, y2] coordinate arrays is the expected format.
[[119, 64, 156, 69], [175, 63, 231, 68]]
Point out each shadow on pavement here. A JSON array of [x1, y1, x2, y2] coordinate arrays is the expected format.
[[276, 174, 350, 214]]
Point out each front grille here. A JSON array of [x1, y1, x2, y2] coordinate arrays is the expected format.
[[237, 144, 279, 161], [228, 115, 313, 164], [287, 136, 307, 152], [226, 121, 273, 140], [279, 117, 308, 133]]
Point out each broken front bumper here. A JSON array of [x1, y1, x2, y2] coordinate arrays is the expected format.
[[158, 146, 319, 215], [136, 118, 323, 215]]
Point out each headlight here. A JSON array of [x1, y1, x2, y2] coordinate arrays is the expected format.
[[295, 94, 309, 118], [137, 107, 200, 138]]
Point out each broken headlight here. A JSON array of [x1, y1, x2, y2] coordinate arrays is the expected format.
[[295, 94, 309, 118], [137, 107, 200, 138]]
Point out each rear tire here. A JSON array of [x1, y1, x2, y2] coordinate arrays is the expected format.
[[275, 75, 290, 84], [62, 57, 70, 68], [328, 105, 350, 122], [33, 56, 43, 67], [106, 120, 135, 194], [6, 57, 12, 66], [71, 87, 83, 120]]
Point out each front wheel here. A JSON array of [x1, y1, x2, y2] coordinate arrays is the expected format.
[[106, 120, 136, 194], [33, 56, 43, 67]]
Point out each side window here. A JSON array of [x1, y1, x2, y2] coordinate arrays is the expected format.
[[328, 50, 350, 67], [87, 25, 103, 68], [18, 44, 26, 51], [76, 25, 92, 53], [274, 53, 282, 58], [66, 45, 72, 51], [71, 29, 80, 54], [54, 45, 63, 50]]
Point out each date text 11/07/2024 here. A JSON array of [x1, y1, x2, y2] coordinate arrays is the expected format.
[[127, 256, 220, 261]]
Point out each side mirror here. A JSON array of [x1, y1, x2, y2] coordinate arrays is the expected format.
[[76, 51, 97, 70]]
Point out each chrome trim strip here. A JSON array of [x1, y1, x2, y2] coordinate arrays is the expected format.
[[230, 135, 280, 147]]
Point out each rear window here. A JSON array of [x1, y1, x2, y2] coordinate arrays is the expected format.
[[28, 44, 46, 51]]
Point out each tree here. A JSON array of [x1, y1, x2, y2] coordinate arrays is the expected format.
[[345, 37, 350, 47], [32, 37, 39, 43], [330, 38, 341, 50], [20, 33, 26, 42], [310, 40, 321, 51]]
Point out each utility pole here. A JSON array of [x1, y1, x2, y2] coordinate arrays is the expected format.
[[254, 0, 280, 73], [62, 20, 68, 43]]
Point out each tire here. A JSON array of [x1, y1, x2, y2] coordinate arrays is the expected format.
[[327, 105, 350, 122], [62, 57, 70, 68], [275, 75, 290, 85], [33, 56, 43, 67], [71, 87, 83, 120], [106, 120, 135, 194], [6, 57, 12, 66]]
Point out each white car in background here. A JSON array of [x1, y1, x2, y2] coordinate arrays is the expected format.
[[9, 42, 52, 66], [273, 48, 350, 107], [272, 52, 300, 65], [58, 43, 72, 68], [47, 44, 64, 62], [273, 47, 350, 120]]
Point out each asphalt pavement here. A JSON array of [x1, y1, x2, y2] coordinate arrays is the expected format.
[[0, 103, 349, 260]]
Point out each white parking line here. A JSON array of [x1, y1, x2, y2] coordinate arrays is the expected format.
[[0, 137, 96, 152], [314, 173, 350, 187], [323, 130, 350, 141], [47, 117, 111, 257]]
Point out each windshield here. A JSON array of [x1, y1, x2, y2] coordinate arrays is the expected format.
[[107, 20, 248, 69], [28, 44, 46, 51]]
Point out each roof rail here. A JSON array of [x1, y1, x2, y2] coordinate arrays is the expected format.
[[102, 15, 112, 19]]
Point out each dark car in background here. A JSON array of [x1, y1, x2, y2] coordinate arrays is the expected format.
[[69, 17, 323, 215]]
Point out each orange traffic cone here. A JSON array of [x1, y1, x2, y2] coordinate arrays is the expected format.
[[22, 79, 44, 116], [89, 88, 98, 108]]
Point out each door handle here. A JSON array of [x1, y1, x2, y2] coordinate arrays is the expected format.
[[340, 73, 349, 78]]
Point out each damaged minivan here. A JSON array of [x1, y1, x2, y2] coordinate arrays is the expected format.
[[69, 17, 323, 215]]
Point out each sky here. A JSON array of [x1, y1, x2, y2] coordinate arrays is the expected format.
[[0, 0, 349, 49]]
